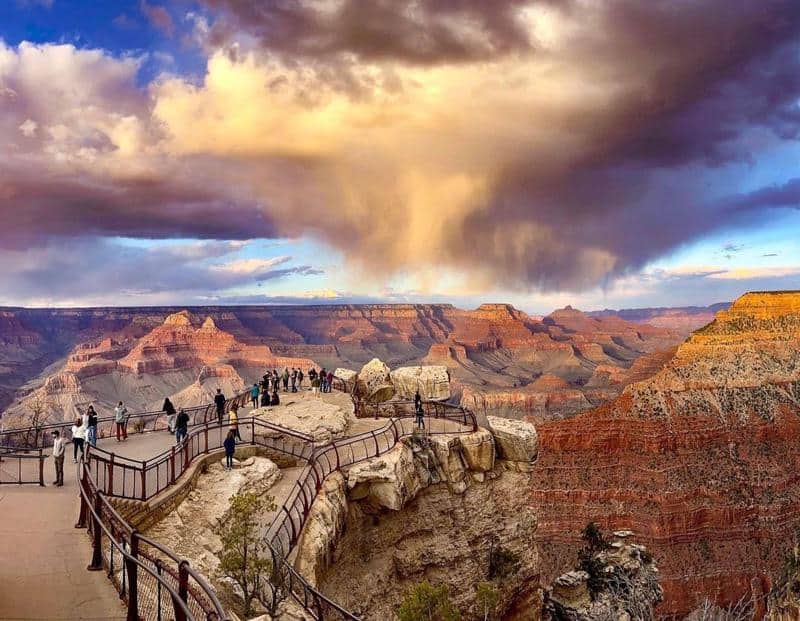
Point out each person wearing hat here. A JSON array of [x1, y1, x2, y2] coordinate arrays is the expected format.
[[51, 430, 66, 486]]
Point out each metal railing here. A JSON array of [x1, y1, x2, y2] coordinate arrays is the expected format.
[[0, 446, 45, 485]]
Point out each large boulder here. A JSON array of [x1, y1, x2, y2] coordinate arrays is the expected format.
[[346, 444, 422, 510], [390, 365, 451, 400], [256, 399, 349, 444], [333, 368, 357, 391], [458, 428, 496, 472], [355, 358, 396, 403], [486, 416, 538, 467]]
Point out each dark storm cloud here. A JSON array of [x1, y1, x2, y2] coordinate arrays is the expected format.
[[201, 0, 536, 65], [0, 163, 279, 247]]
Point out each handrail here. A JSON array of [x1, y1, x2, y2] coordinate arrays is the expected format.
[[0, 447, 45, 486]]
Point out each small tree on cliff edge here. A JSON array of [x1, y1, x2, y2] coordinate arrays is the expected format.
[[397, 581, 461, 621], [216, 490, 277, 617], [578, 522, 611, 598]]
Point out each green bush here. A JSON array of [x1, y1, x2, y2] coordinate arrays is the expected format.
[[397, 581, 461, 621]]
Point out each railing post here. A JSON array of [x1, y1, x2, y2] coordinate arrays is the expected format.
[[140, 461, 147, 501], [126, 530, 140, 621], [204, 426, 209, 453], [38, 449, 44, 487], [75, 468, 88, 528], [183, 437, 190, 471], [107, 453, 115, 496], [173, 560, 189, 621], [88, 491, 104, 571], [170, 445, 176, 485]]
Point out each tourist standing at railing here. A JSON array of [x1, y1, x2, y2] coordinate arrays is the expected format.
[[51, 430, 65, 486], [291, 368, 298, 392], [214, 389, 226, 424], [114, 401, 128, 442], [298, 368, 304, 389], [175, 408, 189, 444], [282, 367, 289, 392], [414, 390, 425, 429], [326, 370, 334, 393], [71, 417, 86, 463], [319, 367, 327, 392], [163, 397, 177, 433], [223, 429, 236, 470], [270, 390, 280, 406], [250, 383, 259, 408], [308, 367, 317, 389], [229, 404, 242, 441], [86, 405, 98, 447]]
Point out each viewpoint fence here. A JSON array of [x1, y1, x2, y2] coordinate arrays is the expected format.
[[1, 382, 477, 621]]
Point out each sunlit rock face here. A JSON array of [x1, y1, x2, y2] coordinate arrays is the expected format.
[[298, 427, 541, 621], [529, 291, 800, 617], [390, 365, 451, 400]]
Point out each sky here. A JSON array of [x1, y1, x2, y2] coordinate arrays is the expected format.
[[0, 0, 799, 314]]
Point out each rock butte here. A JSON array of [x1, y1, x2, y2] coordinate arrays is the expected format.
[[0, 302, 703, 422]]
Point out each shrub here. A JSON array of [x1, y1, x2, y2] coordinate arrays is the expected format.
[[476, 581, 500, 621], [216, 491, 277, 616], [397, 581, 461, 621]]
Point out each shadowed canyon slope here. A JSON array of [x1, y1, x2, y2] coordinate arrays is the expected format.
[[0, 303, 692, 423], [531, 291, 800, 617]]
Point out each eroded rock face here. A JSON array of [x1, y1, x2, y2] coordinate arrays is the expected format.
[[531, 291, 800, 617], [390, 365, 451, 400], [487, 415, 538, 467], [346, 443, 423, 510], [355, 358, 396, 402], [144, 457, 281, 593]]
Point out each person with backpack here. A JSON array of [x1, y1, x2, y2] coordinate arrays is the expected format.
[[223, 429, 236, 471], [214, 388, 226, 424], [163, 397, 177, 433], [114, 401, 128, 441], [250, 383, 259, 409], [86, 405, 98, 447], [175, 408, 189, 445]]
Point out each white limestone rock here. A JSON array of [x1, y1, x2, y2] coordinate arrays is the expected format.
[[486, 416, 538, 464], [346, 444, 421, 510], [355, 358, 396, 403], [390, 365, 451, 400]]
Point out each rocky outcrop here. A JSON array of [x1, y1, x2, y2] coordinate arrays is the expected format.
[[254, 396, 350, 444], [543, 532, 662, 620], [390, 365, 451, 400], [354, 358, 395, 402], [346, 443, 424, 511], [486, 415, 538, 470]]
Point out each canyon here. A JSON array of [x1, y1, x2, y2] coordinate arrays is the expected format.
[[530, 291, 800, 617], [0, 302, 709, 425]]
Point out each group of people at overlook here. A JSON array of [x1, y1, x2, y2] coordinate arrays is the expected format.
[[47, 366, 338, 484]]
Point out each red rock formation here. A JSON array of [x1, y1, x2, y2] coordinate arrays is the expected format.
[[530, 291, 800, 618]]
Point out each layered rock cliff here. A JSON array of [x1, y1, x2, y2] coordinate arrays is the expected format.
[[530, 291, 800, 617]]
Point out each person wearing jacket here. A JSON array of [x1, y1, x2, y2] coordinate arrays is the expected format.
[[282, 367, 290, 392], [175, 409, 190, 445], [51, 430, 66, 486], [86, 405, 98, 447], [163, 397, 177, 433], [214, 389, 226, 424], [114, 401, 128, 442], [250, 383, 259, 409], [71, 417, 86, 463], [223, 429, 236, 470]]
